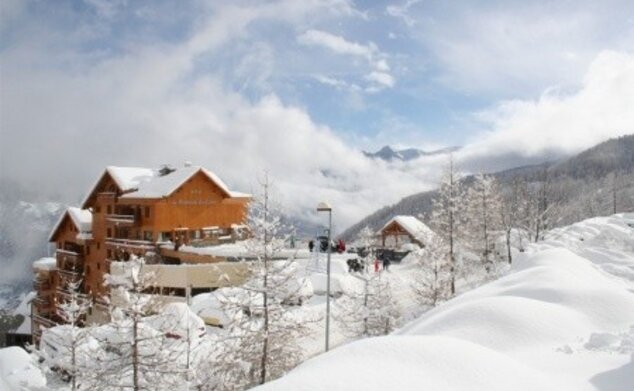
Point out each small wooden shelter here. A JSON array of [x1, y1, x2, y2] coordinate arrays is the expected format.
[[379, 215, 435, 249]]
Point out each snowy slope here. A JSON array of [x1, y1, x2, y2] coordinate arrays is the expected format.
[[257, 214, 634, 391]]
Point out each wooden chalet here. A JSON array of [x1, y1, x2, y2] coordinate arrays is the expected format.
[[379, 215, 435, 249], [32, 164, 251, 340]]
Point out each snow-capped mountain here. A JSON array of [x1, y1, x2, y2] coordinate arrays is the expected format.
[[363, 145, 461, 162]]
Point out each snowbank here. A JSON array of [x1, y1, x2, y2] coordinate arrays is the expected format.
[[256, 214, 634, 391], [0, 347, 47, 390]]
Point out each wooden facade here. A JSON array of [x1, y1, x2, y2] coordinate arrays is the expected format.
[[32, 166, 250, 340]]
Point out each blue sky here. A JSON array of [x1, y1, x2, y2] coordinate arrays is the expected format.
[[2, 0, 634, 227]]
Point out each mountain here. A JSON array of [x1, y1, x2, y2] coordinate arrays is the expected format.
[[363, 145, 461, 162], [0, 181, 65, 310], [341, 135, 634, 241]]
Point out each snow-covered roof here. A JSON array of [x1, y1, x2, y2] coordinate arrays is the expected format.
[[48, 207, 93, 242], [33, 257, 57, 271], [380, 215, 436, 244], [106, 165, 251, 199], [106, 166, 155, 192]]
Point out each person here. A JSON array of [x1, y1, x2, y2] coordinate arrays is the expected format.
[[337, 239, 346, 253], [383, 257, 391, 271], [374, 258, 380, 273], [308, 240, 314, 253]]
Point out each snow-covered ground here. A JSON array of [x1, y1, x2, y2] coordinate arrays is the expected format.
[[256, 213, 634, 391]]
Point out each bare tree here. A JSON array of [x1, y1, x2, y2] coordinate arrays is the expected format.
[[430, 155, 465, 296], [464, 174, 503, 273], [335, 227, 400, 338], [411, 236, 451, 307], [215, 173, 309, 390]]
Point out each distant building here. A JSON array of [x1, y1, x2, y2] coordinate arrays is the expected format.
[[32, 165, 251, 343], [379, 215, 435, 250]]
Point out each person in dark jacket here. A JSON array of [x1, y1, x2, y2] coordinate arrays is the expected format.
[[383, 257, 391, 271], [308, 240, 314, 252]]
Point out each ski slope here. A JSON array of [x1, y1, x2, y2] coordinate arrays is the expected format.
[[257, 214, 634, 391]]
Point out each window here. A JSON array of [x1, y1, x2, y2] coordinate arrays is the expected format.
[[97, 262, 101, 271], [96, 206, 101, 213], [86, 246, 90, 255], [144, 231, 153, 241], [107, 249, 112, 258], [97, 242, 100, 250], [107, 228, 112, 238], [86, 265, 90, 275], [107, 205, 112, 214], [144, 206, 150, 218]]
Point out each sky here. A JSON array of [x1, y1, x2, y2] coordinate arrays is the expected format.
[[1, 0, 634, 230]]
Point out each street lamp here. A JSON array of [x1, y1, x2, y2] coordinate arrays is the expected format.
[[316, 201, 332, 352]]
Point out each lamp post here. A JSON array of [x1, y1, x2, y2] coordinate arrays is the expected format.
[[316, 201, 332, 352]]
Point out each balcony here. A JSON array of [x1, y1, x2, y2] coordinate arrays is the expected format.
[[33, 278, 51, 291], [56, 249, 83, 269], [57, 268, 83, 284], [32, 314, 57, 330], [105, 213, 137, 226], [56, 288, 91, 304], [106, 238, 155, 255], [32, 296, 52, 308]]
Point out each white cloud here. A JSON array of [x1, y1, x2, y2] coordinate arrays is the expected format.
[[459, 51, 634, 166], [410, 1, 634, 97], [0, 1, 432, 231], [297, 29, 395, 92], [386, 0, 422, 27], [298, 29, 373, 59], [365, 71, 395, 88]]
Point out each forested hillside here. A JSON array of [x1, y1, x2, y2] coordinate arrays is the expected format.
[[340, 135, 634, 241]]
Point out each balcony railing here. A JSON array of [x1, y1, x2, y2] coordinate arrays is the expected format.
[[32, 314, 57, 329], [33, 296, 52, 308], [105, 213, 136, 226], [33, 279, 51, 291], [56, 249, 83, 269], [56, 288, 91, 304], [58, 268, 83, 284], [106, 238, 155, 253]]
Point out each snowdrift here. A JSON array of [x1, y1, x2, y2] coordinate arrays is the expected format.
[[257, 214, 634, 391]]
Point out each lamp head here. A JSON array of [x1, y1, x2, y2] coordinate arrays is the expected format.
[[316, 201, 332, 212]]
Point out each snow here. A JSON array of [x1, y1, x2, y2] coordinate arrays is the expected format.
[[381, 215, 436, 244], [178, 242, 312, 259], [48, 207, 93, 241], [114, 165, 251, 199], [106, 166, 155, 191], [12, 291, 36, 335], [256, 214, 634, 391], [0, 347, 47, 390], [32, 257, 56, 271], [67, 207, 92, 233]]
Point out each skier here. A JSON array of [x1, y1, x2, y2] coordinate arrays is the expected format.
[[374, 258, 380, 273]]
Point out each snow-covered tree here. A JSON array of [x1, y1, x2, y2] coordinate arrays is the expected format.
[[430, 155, 465, 296], [500, 177, 530, 263], [335, 228, 400, 338], [464, 174, 503, 273], [86, 257, 182, 391], [34, 278, 92, 391], [411, 236, 451, 307], [214, 173, 309, 390]]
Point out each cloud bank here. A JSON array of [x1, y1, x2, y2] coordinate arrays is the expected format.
[[1, 1, 633, 232]]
